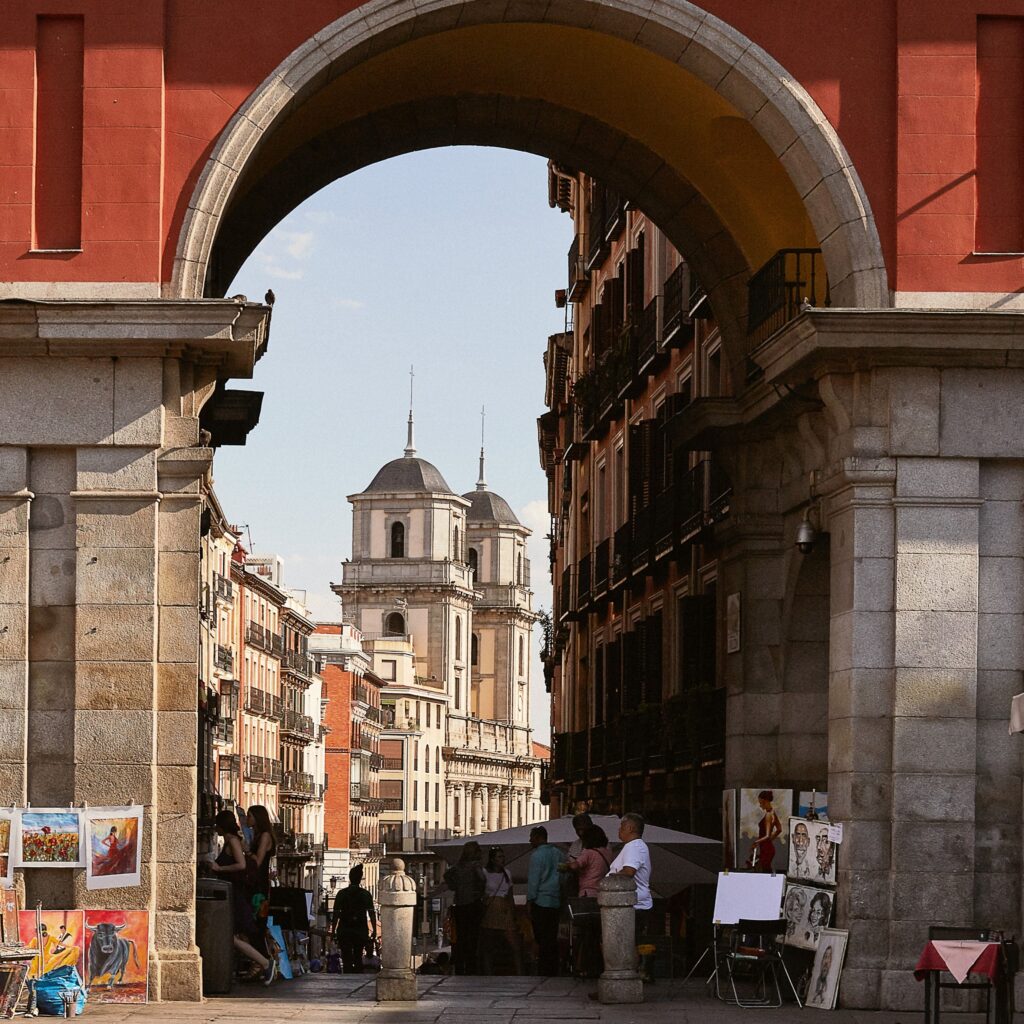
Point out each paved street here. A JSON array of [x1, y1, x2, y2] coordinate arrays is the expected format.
[[84, 973, 984, 1023]]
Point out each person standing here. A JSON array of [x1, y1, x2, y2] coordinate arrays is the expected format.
[[479, 847, 523, 975], [608, 812, 653, 938], [526, 825, 564, 976], [566, 813, 593, 860], [444, 841, 486, 975], [332, 864, 377, 973]]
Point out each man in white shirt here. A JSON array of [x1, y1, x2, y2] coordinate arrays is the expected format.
[[609, 811, 653, 937]]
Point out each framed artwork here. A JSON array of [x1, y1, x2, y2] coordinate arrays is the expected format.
[[15, 809, 84, 868], [0, 885, 19, 944], [737, 788, 792, 872], [0, 809, 13, 883], [721, 790, 736, 870], [788, 818, 838, 886], [726, 593, 741, 653], [798, 790, 828, 820], [84, 910, 149, 1003], [783, 882, 834, 951], [85, 807, 143, 890], [806, 928, 849, 1009], [18, 910, 85, 979]]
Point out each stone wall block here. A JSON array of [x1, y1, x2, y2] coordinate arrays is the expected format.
[[76, 547, 156, 604], [838, 968, 881, 1011], [891, 822, 974, 874], [979, 461, 1024, 500], [940, 370, 1024, 458], [0, 661, 25, 710], [776, 730, 828, 779], [158, 503, 202, 553], [978, 556, 1024, 613], [0, 763, 24, 804], [975, 719, 1018, 772], [975, 771, 1021, 823], [976, 668, 1023, 719], [75, 708, 154, 765], [780, 642, 829, 691], [72, 865, 151, 909], [896, 458, 978, 499], [77, 661, 156, 711], [846, 918, 889, 968], [157, 812, 197, 864], [0, 501, 28, 539], [157, 551, 200, 606], [0, 603, 27, 659], [885, 367, 940, 456], [28, 605, 73, 661], [827, 715, 892, 773], [973, 824, 1021, 875], [77, 447, 157, 492], [152, 953, 202, 1002], [891, 773, 975, 822], [157, 766, 196, 815], [839, 869, 891, 919], [27, 709, 72, 760], [0, 709, 25, 762], [978, 498, 1024, 556], [892, 717, 976, 773], [891, 871, 973, 921], [155, 862, 196, 913], [73, 762, 152, 805], [76, 499, 156, 548], [157, 662, 197, 712], [157, 605, 199, 663], [28, 548, 74, 606], [113, 358, 164, 445], [828, 667, 893, 720], [830, 610, 894, 671], [850, 506, 895, 559], [28, 494, 75, 550], [157, 710, 197, 766], [977, 612, 1024, 670], [974, 872, 1021, 931], [724, 734, 778, 784], [894, 667, 976, 718], [894, 611, 977, 669], [154, 910, 194, 952], [896, 553, 977, 612], [895, 505, 977, 555], [828, 771, 892, 821], [0, 544, 28, 599], [77, 604, 155, 661], [841, 819, 891, 871], [879, 970, 922, 1012], [0, 446, 28, 492]]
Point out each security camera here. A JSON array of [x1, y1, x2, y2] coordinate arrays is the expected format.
[[796, 517, 816, 555]]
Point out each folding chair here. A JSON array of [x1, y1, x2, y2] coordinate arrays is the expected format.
[[721, 918, 802, 1009]]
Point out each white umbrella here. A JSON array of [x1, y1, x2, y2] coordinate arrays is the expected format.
[[430, 815, 720, 898]]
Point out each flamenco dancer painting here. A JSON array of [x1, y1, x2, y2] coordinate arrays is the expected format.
[[746, 790, 782, 871], [85, 808, 143, 890]]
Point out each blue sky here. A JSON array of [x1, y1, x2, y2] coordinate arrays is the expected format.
[[218, 147, 573, 741]]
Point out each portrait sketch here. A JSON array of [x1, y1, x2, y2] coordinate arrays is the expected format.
[[807, 928, 848, 1009], [783, 882, 833, 951], [737, 788, 792, 872], [788, 818, 837, 885]]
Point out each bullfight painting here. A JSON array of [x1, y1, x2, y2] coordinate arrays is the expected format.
[[18, 910, 84, 979], [15, 809, 84, 868], [85, 807, 143, 890], [84, 910, 149, 1003]]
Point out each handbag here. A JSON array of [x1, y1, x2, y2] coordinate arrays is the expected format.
[[361, 937, 382, 972]]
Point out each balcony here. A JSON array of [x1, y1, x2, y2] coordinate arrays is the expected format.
[[352, 683, 369, 706], [244, 686, 271, 717], [280, 709, 315, 742], [637, 295, 663, 376], [350, 781, 371, 802], [586, 189, 608, 270], [381, 757, 403, 770], [352, 832, 370, 848], [611, 522, 631, 590], [245, 620, 275, 654], [593, 538, 610, 600], [281, 771, 315, 801], [380, 796, 403, 811], [283, 649, 314, 681], [213, 572, 234, 603], [576, 551, 592, 610], [747, 248, 829, 354], [368, 842, 385, 859], [244, 754, 283, 784], [631, 505, 651, 574], [213, 717, 234, 746], [567, 233, 589, 301], [214, 644, 234, 674]]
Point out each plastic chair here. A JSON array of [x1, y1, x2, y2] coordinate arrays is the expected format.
[[721, 918, 802, 1009]]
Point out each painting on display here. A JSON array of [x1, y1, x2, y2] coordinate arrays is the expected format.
[[721, 790, 737, 870], [0, 809, 13, 883], [783, 882, 834, 951], [737, 788, 793, 872], [0, 885, 18, 944], [806, 928, 849, 1010], [788, 818, 838, 886], [84, 806, 143, 890], [83, 910, 149, 1003], [18, 910, 85, 979], [798, 790, 829, 820], [16, 809, 84, 868]]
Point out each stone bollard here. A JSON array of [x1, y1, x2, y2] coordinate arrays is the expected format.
[[597, 873, 643, 1004], [376, 858, 418, 1001]]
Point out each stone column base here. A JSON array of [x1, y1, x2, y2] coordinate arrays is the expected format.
[[376, 970, 417, 1001], [151, 949, 203, 1002], [598, 971, 644, 1004]]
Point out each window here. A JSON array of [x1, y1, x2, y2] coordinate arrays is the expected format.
[[424, 780, 430, 812], [455, 617, 462, 661], [468, 547, 478, 574], [424, 744, 430, 773], [516, 553, 523, 585], [385, 612, 405, 637], [415, 700, 421, 726], [454, 795, 461, 827], [453, 525, 460, 562], [435, 783, 440, 811], [455, 675, 461, 709], [471, 633, 479, 667], [381, 659, 396, 681], [518, 636, 525, 677], [390, 521, 405, 558], [435, 747, 440, 773], [414, 742, 419, 770]]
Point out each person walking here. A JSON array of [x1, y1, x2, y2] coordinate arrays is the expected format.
[[479, 847, 523, 975], [526, 825, 564, 976], [332, 864, 377, 973], [444, 840, 486, 975], [608, 812, 653, 937]]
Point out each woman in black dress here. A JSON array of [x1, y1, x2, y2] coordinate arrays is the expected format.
[[208, 810, 276, 984]]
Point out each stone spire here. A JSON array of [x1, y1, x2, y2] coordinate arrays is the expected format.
[[476, 405, 487, 491], [404, 365, 416, 458]]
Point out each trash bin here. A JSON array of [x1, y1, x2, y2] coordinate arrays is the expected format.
[[196, 877, 234, 995]]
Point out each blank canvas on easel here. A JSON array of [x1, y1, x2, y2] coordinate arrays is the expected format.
[[712, 871, 786, 925]]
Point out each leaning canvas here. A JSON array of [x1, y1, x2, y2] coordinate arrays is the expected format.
[[783, 882, 834, 951], [0, 885, 18, 944], [18, 910, 85, 979], [721, 790, 737, 869], [85, 806, 143, 890], [737, 788, 792, 872], [788, 818, 838, 886], [15, 809, 84, 868], [84, 910, 149, 1003], [0, 809, 13, 883], [797, 790, 828, 820], [806, 928, 848, 1009]]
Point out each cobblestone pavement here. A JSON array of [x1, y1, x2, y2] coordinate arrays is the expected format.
[[84, 973, 989, 1023]]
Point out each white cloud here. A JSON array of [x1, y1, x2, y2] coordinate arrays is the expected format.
[[332, 297, 365, 310], [265, 265, 304, 280], [303, 210, 337, 225], [284, 231, 314, 259]]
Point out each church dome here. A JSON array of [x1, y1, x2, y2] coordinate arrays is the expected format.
[[364, 456, 454, 494], [462, 488, 521, 525]]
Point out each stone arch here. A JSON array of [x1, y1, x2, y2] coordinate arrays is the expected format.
[[171, 0, 888, 340]]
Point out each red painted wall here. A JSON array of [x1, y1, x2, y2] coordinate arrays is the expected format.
[[1, 0, 1022, 298], [319, 657, 353, 850]]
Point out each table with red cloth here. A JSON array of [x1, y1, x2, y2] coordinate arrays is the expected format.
[[914, 940, 1009, 1024]]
